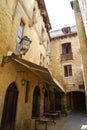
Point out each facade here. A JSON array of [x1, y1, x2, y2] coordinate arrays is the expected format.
[[0, 0, 51, 66], [72, 0, 87, 111], [2, 0, 87, 130], [0, 0, 64, 130], [77, 0, 87, 36], [50, 26, 85, 112]]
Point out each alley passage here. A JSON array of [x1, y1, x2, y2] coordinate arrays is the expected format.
[[47, 113, 87, 130]]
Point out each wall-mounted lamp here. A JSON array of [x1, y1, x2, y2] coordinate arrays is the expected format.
[[17, 70, 26, 86], [1, 36, 32, 66], [21, 78, 26, 86], [20, 36, 32, 55]]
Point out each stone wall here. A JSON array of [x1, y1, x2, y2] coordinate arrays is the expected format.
[[0, 0, 50, 130], [0, 60, 46, 130], [50, 34, 84, 92], [73, 0, 87, 111], [0, 0, 50, 66]]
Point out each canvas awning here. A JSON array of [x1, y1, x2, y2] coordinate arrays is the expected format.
[[12, 57, 65, 93]]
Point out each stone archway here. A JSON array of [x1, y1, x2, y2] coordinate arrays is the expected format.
[[1, 82, 19, 130], [66, 91, 86, 112]]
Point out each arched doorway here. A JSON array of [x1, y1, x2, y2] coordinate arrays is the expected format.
[[32, 86, 40, 117], [66, 91, 86, 112], [1, 82, 19, 130]]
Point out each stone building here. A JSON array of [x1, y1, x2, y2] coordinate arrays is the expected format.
[[0, 0, 64, 130], [77, 0, 87, 37], [2, 0, 87, 130], [71, 0, 87, 111], [50, 26, 85, 112]]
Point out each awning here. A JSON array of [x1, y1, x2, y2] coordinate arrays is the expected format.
[[12, 57, 65, 93]]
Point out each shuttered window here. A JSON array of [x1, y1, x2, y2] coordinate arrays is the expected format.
[[62, 43, 71, 54], [64, 65, 72, 77]]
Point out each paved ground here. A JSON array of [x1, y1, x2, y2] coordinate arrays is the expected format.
[[47, 113, 87, 130]]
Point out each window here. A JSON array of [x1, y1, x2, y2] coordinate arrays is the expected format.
[[17, 20, 24, 43], [40, 54, 45, 67], [61, 43, 73, 61], [32, 7, 37, 24], [16, 20, 25, 53], [62, 27, 71, 34], [79, 84, 85, 89], [46, 41, 50, 52], [64, 65, 72, 77], [62, 43, 71, 54], [40, 53, 43, 66], [41, 27, 45, 42], [43, 56, 45, 67]]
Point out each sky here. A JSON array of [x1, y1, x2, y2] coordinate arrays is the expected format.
[[44, 0, 76, 31]]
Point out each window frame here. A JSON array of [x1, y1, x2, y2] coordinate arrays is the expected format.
[[18, 20, 25, 41], [64, 65, 72, 77], [62, 42, 72, 54]]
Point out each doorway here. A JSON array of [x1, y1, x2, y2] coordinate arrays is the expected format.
[[1, 82, 18, 130], [32, 86, 40, 117], [66, 91, 86, 112]]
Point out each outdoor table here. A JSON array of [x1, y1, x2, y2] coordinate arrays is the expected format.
[[43, 112, 58, 123], [55, 110, 61, 119], [34, 117, 53, 130]]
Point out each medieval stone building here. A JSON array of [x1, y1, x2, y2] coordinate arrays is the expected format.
[[0, 0, 64, 130], [1, 0, 87, 130], [50, 26, 85, 112]]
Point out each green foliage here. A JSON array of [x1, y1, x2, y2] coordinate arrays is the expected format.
[[61, 105, 67, 116]]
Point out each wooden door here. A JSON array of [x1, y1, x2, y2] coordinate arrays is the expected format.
[[32, 86, 40, 117], [1, 82, 18, 130]]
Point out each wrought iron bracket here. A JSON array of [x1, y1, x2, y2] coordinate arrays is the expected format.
[[1, 53, 22, 67]]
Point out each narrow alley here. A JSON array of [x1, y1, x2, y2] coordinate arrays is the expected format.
[[1, 0, 87, 130], [47, 113, 87, 130]]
